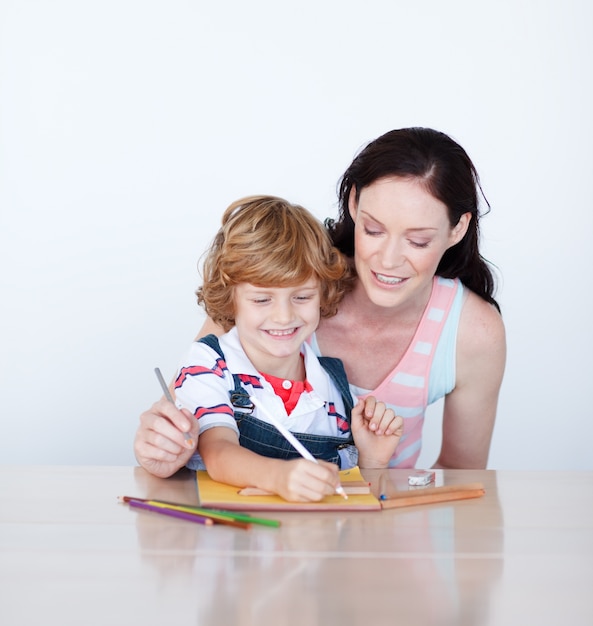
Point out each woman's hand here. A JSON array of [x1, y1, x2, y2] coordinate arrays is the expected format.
[[133, 398, 199, 478]]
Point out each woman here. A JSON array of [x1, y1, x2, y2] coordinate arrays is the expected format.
[[134, 127, 505, 477]]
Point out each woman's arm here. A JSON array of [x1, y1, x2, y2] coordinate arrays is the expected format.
[[435, 291, 506, 469], [133, 317, 225, 477], [193, 316, 225, 341]]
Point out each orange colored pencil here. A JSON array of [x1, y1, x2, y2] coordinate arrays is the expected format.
[[379, 482, 485, 509]]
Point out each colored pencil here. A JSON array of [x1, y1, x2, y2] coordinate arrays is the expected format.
[[379, 482, 485, 509], [121, 495, 279, 527], [119, 496, 261, 529], [249, 395, 348, 500], [154, 367, 194, 447], [126, 498, 213, 524], [198, 508, 281, 528]]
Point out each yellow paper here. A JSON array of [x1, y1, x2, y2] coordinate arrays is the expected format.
[[196, 466, 380, 511]]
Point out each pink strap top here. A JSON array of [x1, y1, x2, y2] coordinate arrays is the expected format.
[[358, 277, 460, 467]]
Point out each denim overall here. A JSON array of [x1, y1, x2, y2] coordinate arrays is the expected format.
[[199, 334, 355, 468]]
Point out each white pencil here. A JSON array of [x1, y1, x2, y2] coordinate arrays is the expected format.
[[249, 396, 348, 499]]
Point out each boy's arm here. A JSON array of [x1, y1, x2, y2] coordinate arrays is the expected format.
[[198, 427, 340, 502]]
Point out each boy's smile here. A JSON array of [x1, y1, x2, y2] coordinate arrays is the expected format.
[[233, 279, 321, 379]]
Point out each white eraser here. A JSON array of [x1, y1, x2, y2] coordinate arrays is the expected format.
[[408, 471, 435, 486]]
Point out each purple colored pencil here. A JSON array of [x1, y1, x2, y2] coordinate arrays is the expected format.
[[127, 498, 213, 525]]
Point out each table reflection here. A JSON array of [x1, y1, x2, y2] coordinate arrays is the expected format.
[[129, 467, 504, 625]]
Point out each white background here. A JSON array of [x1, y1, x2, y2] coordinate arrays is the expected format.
[[1, 1, 591, 469]]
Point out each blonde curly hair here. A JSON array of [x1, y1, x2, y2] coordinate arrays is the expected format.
[[197, 195, 351, 331]]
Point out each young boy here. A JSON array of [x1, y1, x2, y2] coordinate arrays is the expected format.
[[175, 195, 403, 502]]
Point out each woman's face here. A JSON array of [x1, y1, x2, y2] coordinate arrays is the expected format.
[[348, 176, 470, 310]]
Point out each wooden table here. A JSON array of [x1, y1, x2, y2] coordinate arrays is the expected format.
[[1, 466, 592, 626]]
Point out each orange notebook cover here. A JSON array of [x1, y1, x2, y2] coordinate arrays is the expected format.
[[196, 466, 381, 511]]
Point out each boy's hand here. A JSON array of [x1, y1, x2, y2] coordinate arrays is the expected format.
[[274, 458, 340, 502], [360, 395, 402, 436], [351, 396, 403, 468]]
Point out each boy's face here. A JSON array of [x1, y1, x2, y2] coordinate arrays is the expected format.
[[233, 278, 321, 376]]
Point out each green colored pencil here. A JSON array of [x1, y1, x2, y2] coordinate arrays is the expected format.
[[201, 508, 281, 527]]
